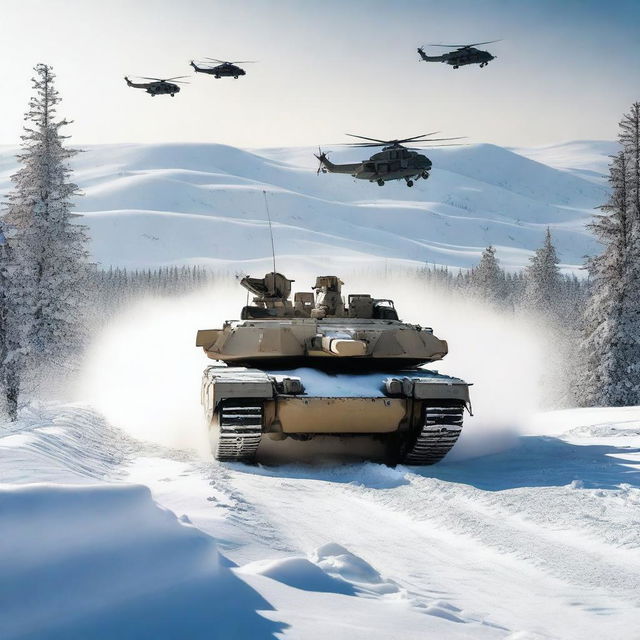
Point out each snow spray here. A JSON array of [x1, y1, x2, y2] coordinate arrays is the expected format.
[[80, 280, 244, 453], [345, 273, 547, 461], [81, 270, 547, 460]]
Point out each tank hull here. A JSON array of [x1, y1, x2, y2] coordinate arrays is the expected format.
[[202, 365, 470, 465]]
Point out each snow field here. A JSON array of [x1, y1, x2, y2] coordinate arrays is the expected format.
[[1, 398, 639, 639], [0, 140, 611, 273]]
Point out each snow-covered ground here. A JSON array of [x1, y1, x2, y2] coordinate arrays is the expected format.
[[0, 140, 612, 274], [1, 403, 639, 639], [2, 140, 635, 638], [1, 278, 638, 639]]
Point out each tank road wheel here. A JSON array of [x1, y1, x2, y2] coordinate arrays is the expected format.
[[210, 399, 263, 462], [395, 400, 465, 466]]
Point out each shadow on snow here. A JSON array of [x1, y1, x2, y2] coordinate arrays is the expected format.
[[419, 435, 640, 491], [229, 436, 639, 493]]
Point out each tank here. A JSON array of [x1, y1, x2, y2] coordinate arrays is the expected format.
[[196, 272, 471, 465]]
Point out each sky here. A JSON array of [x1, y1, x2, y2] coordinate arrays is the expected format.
[[0, 0, 639, 149]]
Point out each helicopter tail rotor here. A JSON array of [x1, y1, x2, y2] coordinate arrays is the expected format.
[[314, 147, 329, 175]]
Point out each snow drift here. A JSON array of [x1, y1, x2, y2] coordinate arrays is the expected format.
[[0, 483, 283, 640]]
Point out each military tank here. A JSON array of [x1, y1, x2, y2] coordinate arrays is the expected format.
[[196, 272, 471, 465]]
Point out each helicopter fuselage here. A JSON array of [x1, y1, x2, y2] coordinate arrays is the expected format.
[[191, 61, 246, 78], [444, 47, 494, 67], [125, 77, 180, 96], [418, 47, 495, 68], [319, 146, 432, 186], [146, 82, 181, 96]]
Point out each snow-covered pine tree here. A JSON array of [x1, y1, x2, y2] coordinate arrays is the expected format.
[[1, 64, 89, 416], [0, 226, 19, 418], [620, 102, 640, 222], [580, 140, 640, 406], [469, 245, 505, 304], [523, 228, 561, 314]]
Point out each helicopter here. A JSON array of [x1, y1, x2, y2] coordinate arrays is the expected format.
[[189, 58, 256, 79], [315, 133, 463, 187], [417, 40, 499, 68], [124, 76, 188, 96]]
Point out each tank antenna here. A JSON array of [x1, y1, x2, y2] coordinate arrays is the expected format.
[[263, 190, 277, 276]]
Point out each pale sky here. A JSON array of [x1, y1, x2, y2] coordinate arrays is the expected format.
[[1, 0, 639, 148]]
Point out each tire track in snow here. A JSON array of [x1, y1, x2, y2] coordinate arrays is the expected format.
[[355, 472, 640, 602], [224, 461, 640, 640]]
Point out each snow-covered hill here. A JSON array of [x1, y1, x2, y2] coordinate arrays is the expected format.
[[0, 140, 612, 273], [513, 140, 618, 185]]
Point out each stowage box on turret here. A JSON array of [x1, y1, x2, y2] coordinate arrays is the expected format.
[[196, 273, 471, 465]]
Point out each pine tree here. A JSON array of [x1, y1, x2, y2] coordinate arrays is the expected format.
[[1, 64, 89, 417], [619, 102, 640, 223], [523, 228, 561, 314], [580, 134, 640, 406], [469, 245, 505, 304], [0, 227, 18, 418]]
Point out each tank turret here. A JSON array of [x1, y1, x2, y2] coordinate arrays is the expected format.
[[196, 273, 471, 466]]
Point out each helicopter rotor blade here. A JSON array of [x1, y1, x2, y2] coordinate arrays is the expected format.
[[339, 131, 465, 147], [204, 57, 257, 64], [408, 143, 467, 149], [427, 39, 500, 48], [411, 136, 466, 142], [340, 142, 386, 148], [394, 132, 442, 144], [345, 132, 443, 146], [137, 75, 190, 82], [464, 39, 501, 47], [342, 135, 465, 148], [345, 133, 389, 144]]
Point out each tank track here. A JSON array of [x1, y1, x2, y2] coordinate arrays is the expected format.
[[213, 399, 263, 462], [401, 402, 464, 465]]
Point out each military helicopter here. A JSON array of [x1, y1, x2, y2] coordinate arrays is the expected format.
[[189, 58, 256, 79], [124, 76, 188, 96], [315, 133, 463, 187], [417, 40, 499, 69]]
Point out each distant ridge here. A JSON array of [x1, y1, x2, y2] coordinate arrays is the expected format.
[[0, 141, 609, 273]]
